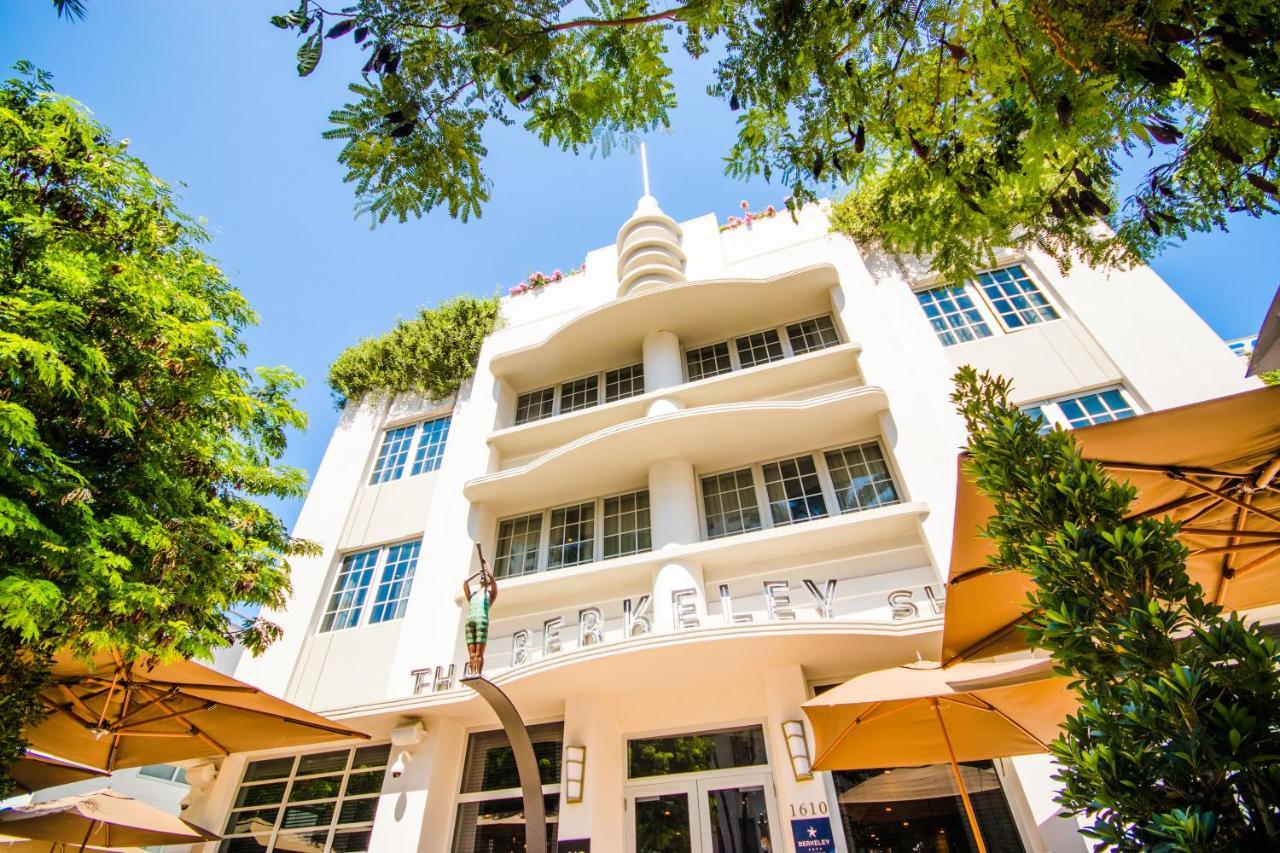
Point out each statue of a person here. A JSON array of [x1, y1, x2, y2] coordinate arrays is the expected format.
[[463, 545, 498, 675]]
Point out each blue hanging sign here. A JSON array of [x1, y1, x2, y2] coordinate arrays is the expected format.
[[791, 816, 836, 851]]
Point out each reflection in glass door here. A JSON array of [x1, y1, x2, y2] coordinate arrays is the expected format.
[[705, 783, 772, 853], [630, 774, 778, 853], [635, 791, 693, 853]]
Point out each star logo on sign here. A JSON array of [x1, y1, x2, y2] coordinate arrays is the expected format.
[[807, 827, 819, 838]]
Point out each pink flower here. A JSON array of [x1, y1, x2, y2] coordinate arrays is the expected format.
[[765, 205, 776, 215], [740, 199, 749, 210]]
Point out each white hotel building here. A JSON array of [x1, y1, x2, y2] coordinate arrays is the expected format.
[[183, 194, 1254, 853]]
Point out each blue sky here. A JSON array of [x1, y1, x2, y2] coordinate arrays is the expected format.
[[5, 1, 1277, 527]]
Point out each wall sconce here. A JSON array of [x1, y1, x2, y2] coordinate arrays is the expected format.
[[563, 745, 586, 803], [781, 721, 813, 781]]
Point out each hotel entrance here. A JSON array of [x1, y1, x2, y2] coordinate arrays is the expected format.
[[624, 725, 780, 853]]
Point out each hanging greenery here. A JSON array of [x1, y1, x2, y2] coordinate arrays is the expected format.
[[328, 295, 501, 408]]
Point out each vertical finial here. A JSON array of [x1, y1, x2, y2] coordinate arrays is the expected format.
[[640, 141, 651, 198]]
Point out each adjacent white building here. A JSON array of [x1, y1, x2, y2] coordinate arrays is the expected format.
[[181, 192, 1255, 853]]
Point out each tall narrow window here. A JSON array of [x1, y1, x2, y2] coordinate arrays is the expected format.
[[453, 723, 563, 851], [975, 264, 1059, 329], [368, 541, 421, 624], [369, 425, 416, 484], [1057, 389, 1135, 427], [701, 469, 762, 539], [604, 363, 645, 403], [220, 744, 389, 853], [558, 375, 600, 414], [494, 513, 543, 578], [761, 455, 828, 526], [685, 342, 732, 382], [824, 441, 901, 513], [603, 490, 651, 558], [514, 388, 554, 425], [915, 285, 993, 347], [734, 328, 785, 368], [409, 416, 451, 475], [786, 315, 841, 354], [320, 550, 380, 632], [547, 502, 595, 568]]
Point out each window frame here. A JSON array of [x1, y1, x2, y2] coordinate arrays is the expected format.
[[510, 360, 646, 427], [696, 438, 905, 541], [318, 540, 423, 633], [453, 723, 564, 850], [912, 261, 1062, 347], [1024, 386, 1139, 432], [369, 414, 453, 485], [490, 487, 652, 579], [681, 313, 846, 383]]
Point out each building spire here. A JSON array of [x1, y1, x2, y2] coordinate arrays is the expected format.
[[615, 138, 686, 297], [640, 141, 652, 198]]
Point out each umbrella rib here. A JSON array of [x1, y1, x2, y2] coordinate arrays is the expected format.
[[1130, 490, 1215, 520], [112, 689, 182, 729], [114, 702, 217, 733], [40, 695, 98, 730], [138, 680, 259, 694], [145, 692, 230, 756], [1099, 460, 1247, 479], [944, 609, 1042, 668], [1181, 526, 1280, 539], [1213, 502, 1248, 606], [952, 694, 1052, 751], [1228, 545, 1280, 580], [54, 684, 100, 725], [1170, 472, 1280, 527], [1193, 537, 1280, 557]]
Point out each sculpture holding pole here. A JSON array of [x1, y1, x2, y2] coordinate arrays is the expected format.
[[462, 543, 498, 675]]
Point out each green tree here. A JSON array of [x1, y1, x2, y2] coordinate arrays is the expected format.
[[250, 0, 1280, 282], [952, 366, 1280, 850], [0, 63, 310, 793]]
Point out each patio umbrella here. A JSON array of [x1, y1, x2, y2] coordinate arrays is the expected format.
[[9, 752, 107, 795], [0, 789, 216, 850], [0, 836, 145, 852], [27, 649, 367, 771], [837, 764, 1000, 804], [803, 657, 1076, 853], [944, 386, 1280, 666]]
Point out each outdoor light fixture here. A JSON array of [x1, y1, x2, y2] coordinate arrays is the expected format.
[[563, 745, 586, 803], [781, 720, 813, 781]]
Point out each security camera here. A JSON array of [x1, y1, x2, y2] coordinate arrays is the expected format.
[[390, 752, 408, 779]]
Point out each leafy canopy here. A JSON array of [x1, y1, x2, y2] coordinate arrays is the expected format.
[[953, 367, 1280, 850], [328, 294, 500, 407], [0, 63, 310, 791], [258, 0, 1280, 282]]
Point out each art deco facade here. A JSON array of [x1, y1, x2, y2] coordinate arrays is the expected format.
[[182, 194, 1255, 853]]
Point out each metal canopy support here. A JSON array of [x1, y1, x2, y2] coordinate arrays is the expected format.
[[462, 675, 547, 853]]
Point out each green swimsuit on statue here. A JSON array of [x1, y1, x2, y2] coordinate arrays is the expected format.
[[465, 588, 490, 645]]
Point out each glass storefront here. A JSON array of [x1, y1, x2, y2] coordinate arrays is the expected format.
[[451, 722, 563, 852], [831, 761, 1026, 852]]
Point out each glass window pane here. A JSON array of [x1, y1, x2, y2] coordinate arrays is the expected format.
[[460, 723, 565, 793], [225, 807, 279, 836], [494, 513, 543, 578], [235, 783, 286, 809], [243, 757, 295, 783], [320, 549, 379, 632], [547, 502, 595, 569], [331, 828, 374, 852], [976, 264, 1059, 329], [685, 342, 733, 382], [824, 441, 901, 514], [604, 363, 645, 402], [1053, 388, 1136, 428], [352, 744, 391, 769], [368, 540, 421, 624], [288, 775, 344, 802], [338, 797, 379, 824], [220, 839, 272, 853], [344, 771, 384, 797], [786, 314, 841, 354], [760, 455, 828, 526], [280, 802, 334, 830], [409, 415, 451, 475], [701, 469, 762, 539], [514, 387, 555, 425], [635, 793, 692, 853], [734, 328, 785, 368], [603, 490, 652, 559], [559, 375, 600, 413], [369, 424, 416, 484], [628, 726, 769, 778], [707, 785, 771, 853], [451, 793, 560, 853], [915, 285, 993, 346]]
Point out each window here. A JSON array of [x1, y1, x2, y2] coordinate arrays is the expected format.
[[734, 328, 785, 368], [700, 441, 904, 540], [453, 723, 562, 852], [975, 264, 1059, 329], [409, 416, 451, 475], [558, 375, 600, 414], [603, 490, 651, 558], [138, 764, 187, 784], [701, 468, 763, 539], [547, 502, 595, 568], [628, 725, 768, 778], [320, 543, 422, 632], [1027, 387, 1137, 432], [686, 341, 733, 382], [320, 550, 379, 632], [368, 541, 420, 624], [604, 363, 645, 403], [494, 513, 543, 579], [824, 441, 901, 513], [219, 744, 389, 853], [515, 388, 555, 425], [369, 425, 416, 484], [915, 285, 994, 347], [787, 315, 841, 354], [761, 455, 828, 526]]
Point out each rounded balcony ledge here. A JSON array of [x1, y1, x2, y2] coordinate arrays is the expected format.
[[454, 500, 929, 613], [466, 385, 890, 514], [489, 341, 864, 463], [489, 264, 840, 391]]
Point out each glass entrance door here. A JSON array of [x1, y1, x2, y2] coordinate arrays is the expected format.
[[629, 773, 779, 853]]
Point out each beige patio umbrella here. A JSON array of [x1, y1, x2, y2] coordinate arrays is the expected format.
[[944, 386, 1280, 666], [0, 789, 216, 850], [0, 836, 145, 852], [803, 657, 1076, 853], [837, 764, 1000, 804], [27, 649, 367, 771], [9, 752, 107, 795]]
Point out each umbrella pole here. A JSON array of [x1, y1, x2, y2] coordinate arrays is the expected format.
[[930, 697, 988, 853], [76, 819, 95, 853]]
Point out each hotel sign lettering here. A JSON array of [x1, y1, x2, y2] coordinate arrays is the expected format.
[[411, 579, 943, 694]]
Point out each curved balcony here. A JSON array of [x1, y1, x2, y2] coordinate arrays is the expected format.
[[489, 341, 863, 464], [489, 264, 840, 391], [464, 385, 890, 515]]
